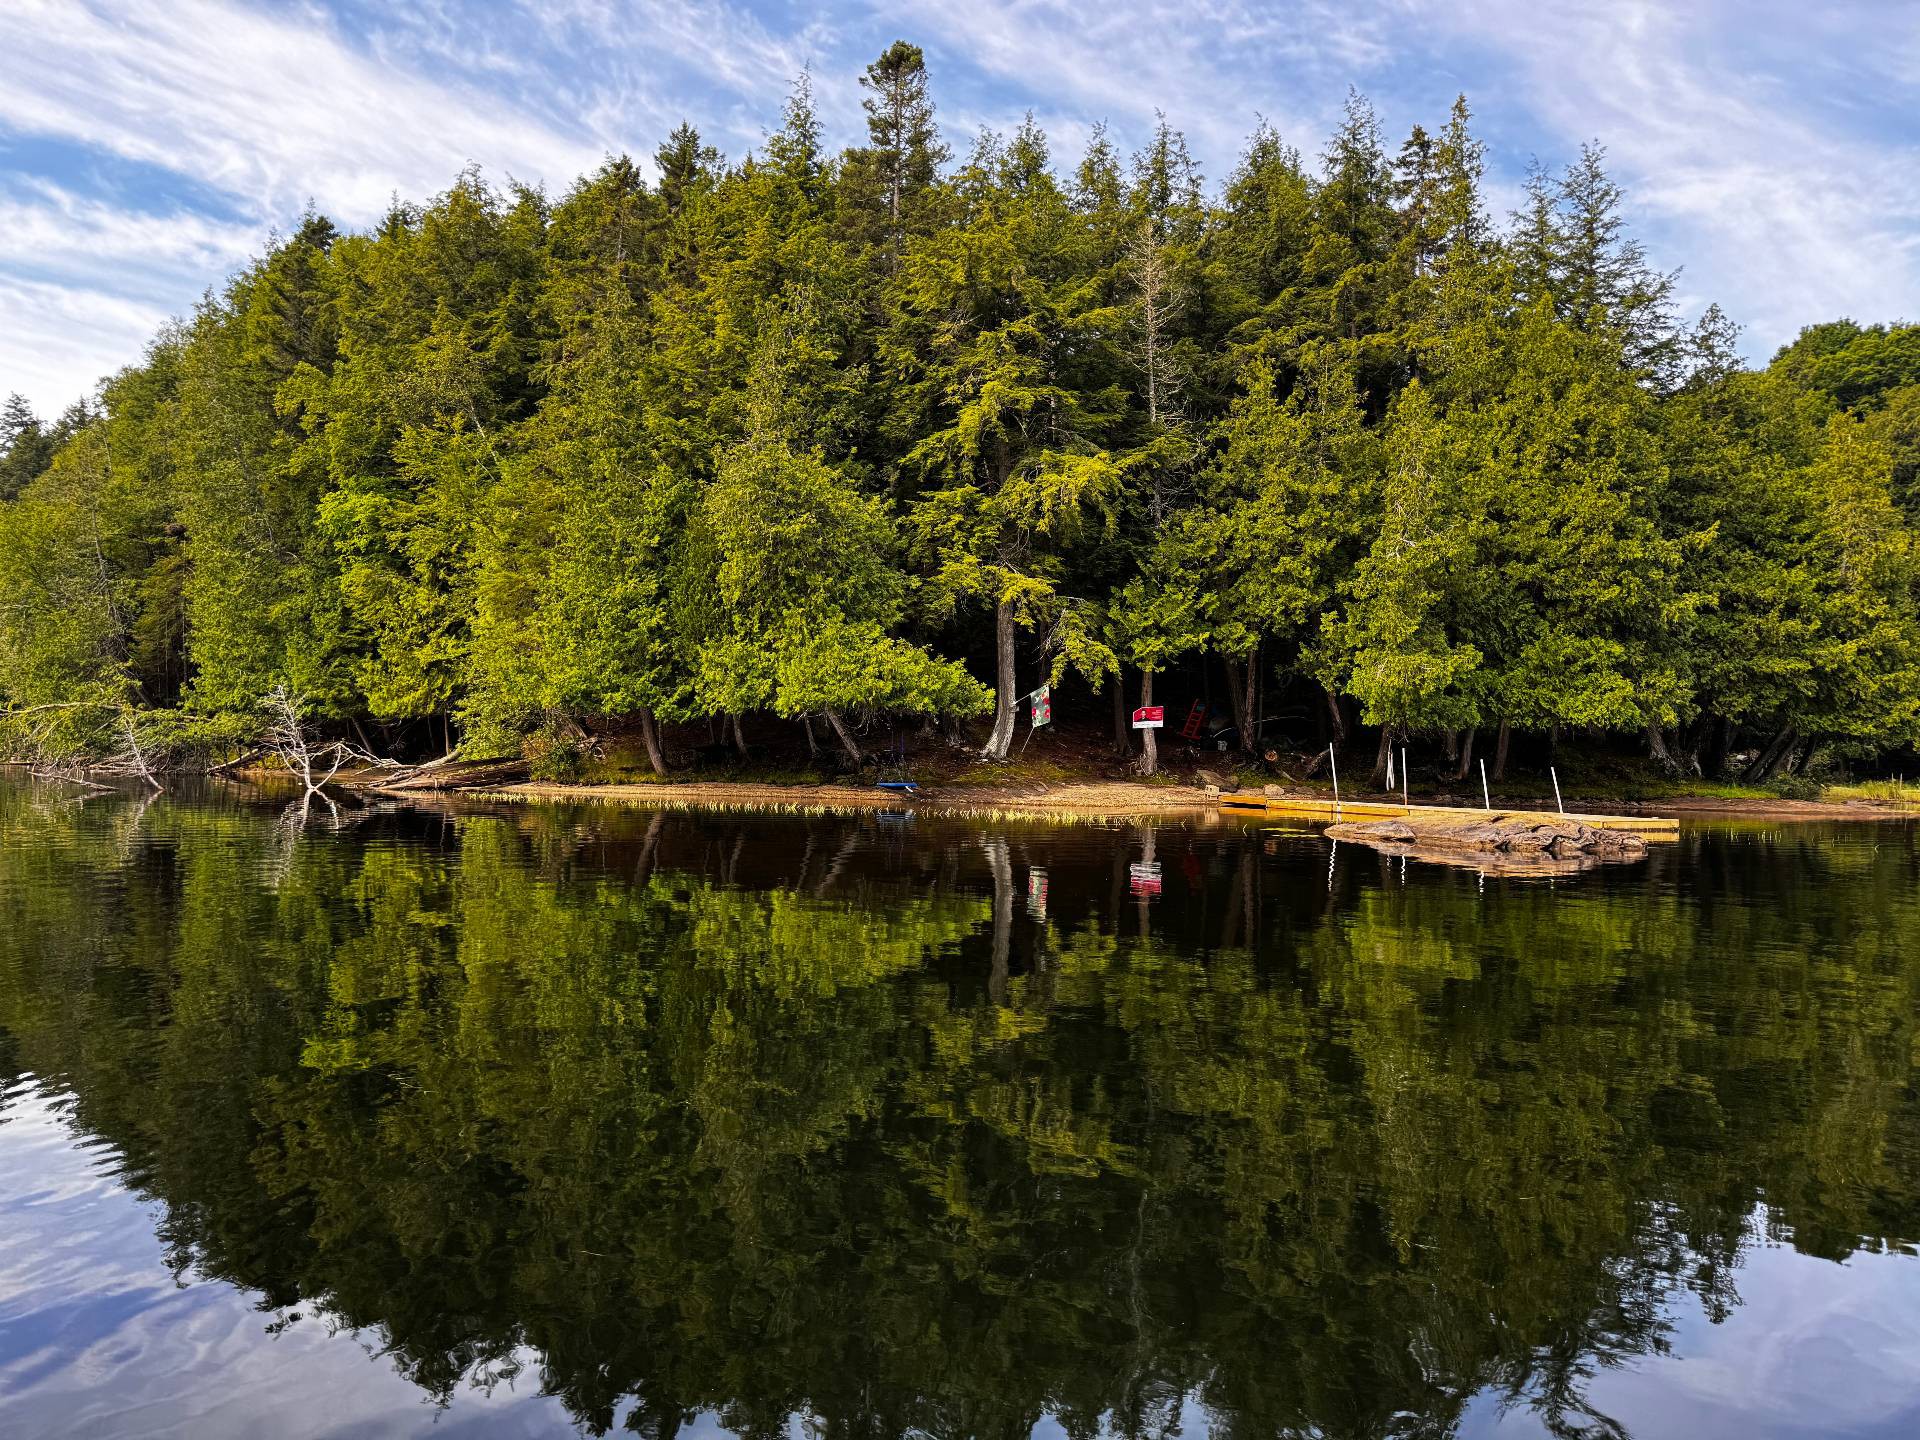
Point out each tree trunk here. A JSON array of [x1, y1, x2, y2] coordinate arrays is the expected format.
[[1703, 716, 1733, 778], [1444, 728, 1461, 764], [1322, 685, 1346, 744], [638, 707, 668, 777], [1369, 725, 1394, 788], [1454, 726, 1476, 781], [1492, 720, 1511, 781], [729, 713, 750, 759], [1225, 648, 1258, 756], [1744, 725, 1798, 782], [983, 598, 1017, 759], [1252, 652, 1265, 755], [1136, 669, 1158, 776], [824, 707, 863, 765], [1112, 678, 1132, 756], [1646, 721, 1683, 775]]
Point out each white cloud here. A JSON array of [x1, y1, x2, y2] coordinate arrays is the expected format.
[[0, 0, 615, 410], [0, 277, 173, 415], [0, 184, 266, 411], [0, 181, 261, 290], [883, 0, 1379, 171], [0, 0, 605, 225], [1404, 0, 1920, 353], [1, 0, 1916, 408]]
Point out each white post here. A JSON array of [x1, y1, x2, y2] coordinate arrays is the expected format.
[[1329, 742, 1340, 819], [1480, 758, 1491, 812], [1402, 747, 1410, 814], [1551, 765, 1564, 816]]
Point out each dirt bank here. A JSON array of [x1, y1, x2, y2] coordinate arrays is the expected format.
[[472, 777, 1220, 819], [243, 758, 1920, 824]]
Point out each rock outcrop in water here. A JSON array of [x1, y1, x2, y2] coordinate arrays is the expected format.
[[1326, 815, 1649, 873]]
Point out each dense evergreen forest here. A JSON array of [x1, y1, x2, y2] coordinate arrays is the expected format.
[[5, 44, 1920, 783]]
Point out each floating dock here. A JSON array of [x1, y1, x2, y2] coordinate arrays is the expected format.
[[1215, 788, 1678, 839]]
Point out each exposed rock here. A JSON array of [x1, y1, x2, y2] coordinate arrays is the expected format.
[[1194, 768, 1240, 793], [1348, 819, 1416, 843], [1326, 815, 1648, 872]]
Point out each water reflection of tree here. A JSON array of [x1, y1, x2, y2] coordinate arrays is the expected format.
[[2, 784, 1918, 1438]]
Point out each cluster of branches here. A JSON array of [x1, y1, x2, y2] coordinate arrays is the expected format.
[[4, 43, 1920, 785]]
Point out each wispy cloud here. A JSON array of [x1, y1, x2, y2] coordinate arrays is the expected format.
[[0, 276, 173, 412], [0, 0, 1914, 411], [1404, 0, 1920, 349], [885, 0, 1383, 170], [0, 0, 604, 224], [0, 181, 261, 291]]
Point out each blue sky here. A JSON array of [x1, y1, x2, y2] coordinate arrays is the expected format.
[[2, 0, 1915, 416]]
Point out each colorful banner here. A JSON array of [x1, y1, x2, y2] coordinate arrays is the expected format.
[[1029, 684, 1051, 727]]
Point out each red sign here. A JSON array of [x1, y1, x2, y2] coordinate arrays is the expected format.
[[1131, 706, 1164, 729]]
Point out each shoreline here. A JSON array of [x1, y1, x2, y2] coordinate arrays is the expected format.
[[359, 769, 1920, 824], [15, 760, 1915, 824], [455, 777, 1221, 820]]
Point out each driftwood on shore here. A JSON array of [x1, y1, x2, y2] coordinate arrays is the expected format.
[[1326, 816, 1649, 874]]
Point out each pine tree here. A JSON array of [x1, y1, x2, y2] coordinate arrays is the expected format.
[[847, 41, 947, 265], [1324, 382, 1483, 739], [0, 394, 55, 501], [1553, 143, 1679, 383]]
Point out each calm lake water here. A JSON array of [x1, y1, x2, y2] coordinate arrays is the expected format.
[[2, 778, 1919, 1439]]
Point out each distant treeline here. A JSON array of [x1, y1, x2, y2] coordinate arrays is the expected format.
[[4, 43, 1919, 780]]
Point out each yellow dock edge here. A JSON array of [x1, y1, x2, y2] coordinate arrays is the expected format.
[[1214, 791, 1678, 838]]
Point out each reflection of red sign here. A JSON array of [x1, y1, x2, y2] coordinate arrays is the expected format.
[[1026, 867, 1049, 920], [1128, 861, 1162, 896], [1180, 700, 1206, 740], [1131, 706, 1164, 729]]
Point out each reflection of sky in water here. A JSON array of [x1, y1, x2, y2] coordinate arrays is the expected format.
[[0, 1083, 574, 1439], [8, 1069, 1920, 1440], [1460, 1244, 1920, 1439]]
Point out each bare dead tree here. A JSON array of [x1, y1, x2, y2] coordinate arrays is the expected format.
[[266, 685, 340, 797], [1128, 217, 1183, 438], [98, 709, 165, 793], [264, 685, 396, 815]]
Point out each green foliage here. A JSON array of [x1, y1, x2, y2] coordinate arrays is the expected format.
[[1772, 319, 1920, 410], [2, 55, 1917, 775], [686, 378, 988, 726]]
